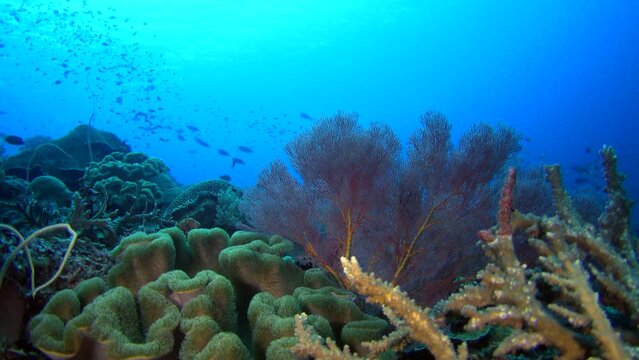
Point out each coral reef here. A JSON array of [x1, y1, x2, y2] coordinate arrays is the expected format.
[[2, 125, 130, 190], [81, 151, 181, 235], [292, 146, 638, 359], [1, 117, 635, 359], [164, 179, 244, 231]]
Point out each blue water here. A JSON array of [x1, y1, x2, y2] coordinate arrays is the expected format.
[[1, 1, 638, 199]]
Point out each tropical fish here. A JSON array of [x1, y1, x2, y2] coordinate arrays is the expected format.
[[232, 157, 245, 168], [219, 175, 231, 181], [237, 146, 252, 153], [195, 137, 210, 148], [134, 111, 148, 121], [4, 135, 25, 145], [299, 112, 312, 120], [187, 125, 199, 132], [217, 148, 230, 156], [571, 165, 594, 175]]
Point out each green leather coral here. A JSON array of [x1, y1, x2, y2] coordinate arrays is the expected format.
[[30, 270, 242, 360], [28, 289, 85, 358], [247, 291, 333, 357], [28, 277, 107, 358], [189, 332, 251, 360], [108, 227, 240, 293], [108, 229, 178, 294], [146, 269, 243, 359], [83, 286, 181, 359], [219, 236, 304, 297], [186, 228, 231, 273], [246, 286, 389, 358]]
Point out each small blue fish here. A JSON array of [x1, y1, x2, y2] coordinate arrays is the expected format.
[[217, 148, 230, 156], [232, 157, 245, 168], [187, 125, 199, 132], [299, 112, 312, 120], [195, 137, 210, 148], [4, 135, 24, 145], [237, 146, 252, 153], [219, 175, 231, 181]]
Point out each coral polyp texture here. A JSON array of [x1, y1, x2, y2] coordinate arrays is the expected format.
[[25, 226, 393, 359]]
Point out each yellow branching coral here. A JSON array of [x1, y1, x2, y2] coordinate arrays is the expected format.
[[292, 312, 365, 360], [341, 256, 467, 360], [291, 256, 467, 359], [443, 158, 634, 359]]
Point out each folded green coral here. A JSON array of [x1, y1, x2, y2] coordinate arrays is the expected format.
[[30, 269, 244, 360]]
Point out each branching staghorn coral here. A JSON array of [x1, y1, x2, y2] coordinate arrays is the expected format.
[[292, 312, 366, 360], [444, 169, 589, 358], [545, 146, 639, 325], [292, 255, 467, 359], [443, 154, 636, 359], [341, 256, 467, 360]]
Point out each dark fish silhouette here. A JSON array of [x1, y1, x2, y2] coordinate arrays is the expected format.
[[232, 157, 245, 168], [217, 148, 230, 156], [187, 125, 199, 131], [177, 134, 186, 141], [4, 135, 25, 145], [571, 165, 594, 175], [134, 111, 148, 121], [299, 112, 312, 120], [237, 146, 252, 153], [219, 175, 231, 181], [574, 177, 589, 184], [195, 137, 210, 148], [585, 147, 592, 154]]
